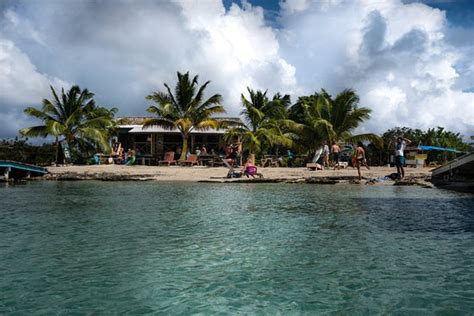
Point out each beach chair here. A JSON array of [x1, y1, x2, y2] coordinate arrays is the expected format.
[[158, 152, 177, 166], [179, 154, 199, 166]]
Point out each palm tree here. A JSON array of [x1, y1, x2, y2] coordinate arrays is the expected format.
[[144, 71, 225, 160], [289, 89, 382, 151], [20, 85, 117, 163], [225, 88, 295, 156]]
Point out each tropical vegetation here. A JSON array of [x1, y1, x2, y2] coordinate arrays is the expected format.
[[20, 85, 117, 163], [288, 89, 382, 153], [16, 71, 470, 166], [0, 137, 55, 165], [144, 71, 226, 160], [366, 126, 471, 165], [224, 88, 296, 156]]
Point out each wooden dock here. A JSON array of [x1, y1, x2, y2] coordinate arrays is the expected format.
[[431, 153, 474, 193], [0, 160, 48, 181]]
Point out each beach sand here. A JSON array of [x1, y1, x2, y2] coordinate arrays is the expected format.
[[45, 164, 432, 184]]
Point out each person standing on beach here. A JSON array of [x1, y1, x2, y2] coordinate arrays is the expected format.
[[394, 136, 411, 179], [331, 142, 341, 170], [354, 142, 367, 180]]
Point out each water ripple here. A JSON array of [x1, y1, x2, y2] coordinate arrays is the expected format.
[[0, 182, 473, 313]]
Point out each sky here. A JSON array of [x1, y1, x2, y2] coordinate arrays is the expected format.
[[0, 0, 473, 141]]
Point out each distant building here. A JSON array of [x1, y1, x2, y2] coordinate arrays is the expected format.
[[115, 117, 241, 160]]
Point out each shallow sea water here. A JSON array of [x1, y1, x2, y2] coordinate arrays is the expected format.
[[1, 181, 473, 314]]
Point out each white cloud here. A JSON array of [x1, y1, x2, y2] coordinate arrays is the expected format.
[[0, 0, 472, 140], [0, 37, 70, 137], [174, 0, 297, 112], [0, 38, 67, 106], [278, 0, 474, 137], [279, 0, 311, 14]]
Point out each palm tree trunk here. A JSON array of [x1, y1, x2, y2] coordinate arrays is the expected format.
[[180, 134, 188, 161]]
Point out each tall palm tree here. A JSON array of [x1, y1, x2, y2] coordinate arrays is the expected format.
[[20, 85, 117, 163], [225, 88, 295, 156], [144, 71, 225, 160], [289, 89, 383, 150]]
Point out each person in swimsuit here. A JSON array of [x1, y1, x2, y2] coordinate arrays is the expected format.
[[354, 141, 369, 180], [241, 158, 262, 178]]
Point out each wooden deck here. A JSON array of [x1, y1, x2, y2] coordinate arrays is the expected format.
[[431, 153, 474, 193], [0, 160, 48, 181]]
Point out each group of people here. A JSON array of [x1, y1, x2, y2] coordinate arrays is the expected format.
[[110, 140, 136, 165], [352, 137, 412, 180], [313, 136, 411, 180], [313, 141, 345, 170], [173, 144, 214, 160], [109, 136, 412, 180], [225, 142, 242, 167]]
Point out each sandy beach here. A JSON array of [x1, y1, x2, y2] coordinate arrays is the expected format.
[[45, 164, 433, 185]]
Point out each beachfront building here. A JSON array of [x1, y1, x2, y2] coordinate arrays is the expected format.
[[115, 117, 241, 164]]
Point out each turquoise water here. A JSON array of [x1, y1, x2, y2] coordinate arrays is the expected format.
[[1, 182, 473, 314]]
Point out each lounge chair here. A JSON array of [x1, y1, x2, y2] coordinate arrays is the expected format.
[[158, 152, 177, 166], [179, 154, 199, 166]]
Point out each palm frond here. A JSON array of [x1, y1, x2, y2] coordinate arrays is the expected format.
[[194, 119, 221, 130], [346, 133, 384, 149], [77, 127, 110, 151], [143, 118, 176, 130], [24, 107, 57, 122], [194, 94, 223, 113], [19, 125, 50, 138]]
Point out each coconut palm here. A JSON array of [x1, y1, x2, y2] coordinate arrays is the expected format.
[[20, 85, 117, 163], [225, 88, 295, 156], [144, 71, 225, 160], [289, 89, 383, 150]]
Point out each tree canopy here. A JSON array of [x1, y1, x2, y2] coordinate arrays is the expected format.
[[144, 71, 226, 160], [289, 89, 383, 152], [225, 88, 296, 156], [20, 85, 117, 163]]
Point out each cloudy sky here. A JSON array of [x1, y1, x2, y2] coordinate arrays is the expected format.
[[0, 0, 473, 140]]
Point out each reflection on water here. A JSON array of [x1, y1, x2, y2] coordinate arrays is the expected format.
[[0, 182, 473, 314], [359, 197, 474, 233]]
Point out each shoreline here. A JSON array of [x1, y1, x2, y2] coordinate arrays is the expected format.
[[37, 165, 433, 187]]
